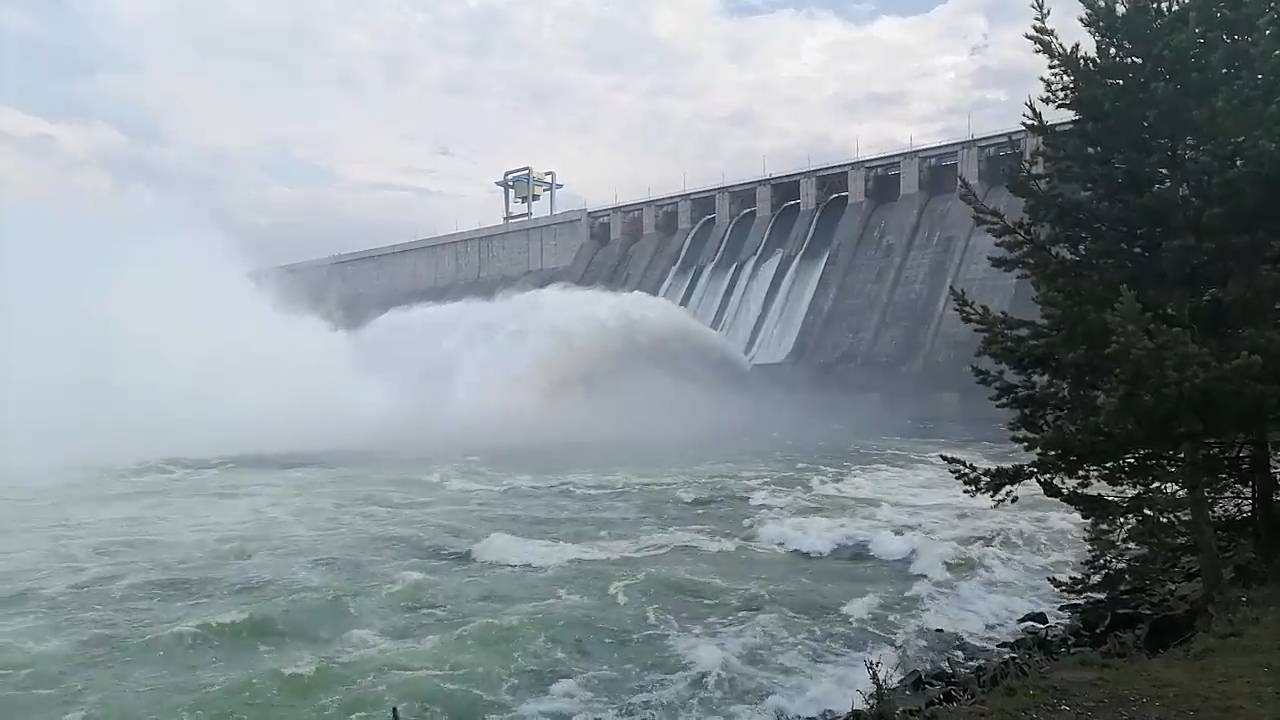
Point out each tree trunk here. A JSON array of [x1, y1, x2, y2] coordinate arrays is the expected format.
[[1254, 430, 1278, 567], [1184, 439, 1223, 599]]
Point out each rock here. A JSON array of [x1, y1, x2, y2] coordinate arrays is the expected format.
[[1101, 629, 1141, 658], [1009, 630, 1061, 657], [1018, 610, 1050, 625], [1078, 607, 1111, 635], [1229, 560, 1264, 588], [924, 667, 952, 686], [1142, 607, 1199, 654], [925, 684, 968, 708], [1103, 609, 1147, 635], [794, 711, 844, 720], [1172, 580, 1204, 603], [1038, 624, 1068, 644], [897, 669, 926, 694], [953, 638, 993, 659]]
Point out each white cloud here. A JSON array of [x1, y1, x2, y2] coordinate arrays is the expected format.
[[0, 106, 129, 199], [2, 0, 1085, 263]]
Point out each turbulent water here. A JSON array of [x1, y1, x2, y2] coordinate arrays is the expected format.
[[1, 439, 1081, 719], [1, 221, 1080, 719]]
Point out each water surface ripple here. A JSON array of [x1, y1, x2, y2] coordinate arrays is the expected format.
[[0, 439, 1081, 719]]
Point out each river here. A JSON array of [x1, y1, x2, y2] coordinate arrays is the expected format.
[[1, 252, 1080, 719], [1, 436, 1080, 719]]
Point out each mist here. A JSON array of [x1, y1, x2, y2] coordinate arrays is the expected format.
[[1, 199, 842, 470], [350, 284, 757, 451], [0, 202, 387, 467]]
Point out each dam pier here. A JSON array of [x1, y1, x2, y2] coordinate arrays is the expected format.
[[274, 128, 1035, 400]]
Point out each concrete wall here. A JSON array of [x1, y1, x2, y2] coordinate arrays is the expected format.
[[271, 129, 1031, 393], [273, 210, 589, 326]]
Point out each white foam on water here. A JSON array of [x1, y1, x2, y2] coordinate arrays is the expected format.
[[756, 516, 863, 557], [339, 628, 388, 652], [646, 605, 910, 720], [675, 488, 705, 503], [761, 656, 869, 719], [746, 489, 800, 508], [144, 624, 202, 642], [840, 593, 881, 622], [866, 531, 914, 561], [676, 637, 735, 680], [280, 657, 319, 677], [391, 570, 427, 586], [471, 530, 739, 568], [443, 477, 497, 492], [204, 610, 252, 628], [471, 532, 610, 567], [608, 573, 646, 607], [757, 518, 957, 582], [905, 542, 956, 582], [516, 676, 612, 719], [748, 448, 1085, 667]]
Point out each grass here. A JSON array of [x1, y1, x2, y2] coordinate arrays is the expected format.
[[929, 587, 1280, 720]]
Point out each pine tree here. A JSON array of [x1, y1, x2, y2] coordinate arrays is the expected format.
[[945, 0, 1280, 599]]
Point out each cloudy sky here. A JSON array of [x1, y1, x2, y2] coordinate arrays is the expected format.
[[1, 0, 1081, 266]]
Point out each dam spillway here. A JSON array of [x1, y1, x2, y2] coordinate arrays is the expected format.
[[272, 130, 1033, 396]]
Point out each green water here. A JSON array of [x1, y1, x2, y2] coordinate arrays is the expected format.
[[0, 438, 1080, 719]]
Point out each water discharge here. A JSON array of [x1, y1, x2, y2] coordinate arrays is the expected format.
[[0, 207, 1081, 719], [351, 285, 753, 452], [685, 208, 755, 328], [749, 194, 847, 364], [659, 215, 717, 306], [718, 201, 801, 354], [1, 214, 752, 467]]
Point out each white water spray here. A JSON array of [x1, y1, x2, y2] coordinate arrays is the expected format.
[[0, 205, 753, 468], [351, 285, 752, 449]]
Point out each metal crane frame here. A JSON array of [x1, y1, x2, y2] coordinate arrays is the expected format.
[[495, 167, 563, 223]]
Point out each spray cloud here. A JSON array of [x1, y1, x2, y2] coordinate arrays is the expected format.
[[1, 200, 767, 469]]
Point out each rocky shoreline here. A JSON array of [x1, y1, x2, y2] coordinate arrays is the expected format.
[[795, 573, 1219, 719]]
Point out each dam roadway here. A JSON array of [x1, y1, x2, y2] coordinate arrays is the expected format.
[[272, 128, 1036, 397]]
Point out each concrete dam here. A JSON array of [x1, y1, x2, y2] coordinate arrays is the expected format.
[[274, 129, 1034, 396]]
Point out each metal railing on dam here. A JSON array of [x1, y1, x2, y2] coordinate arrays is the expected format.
[[272, 127, 1036, 393]]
